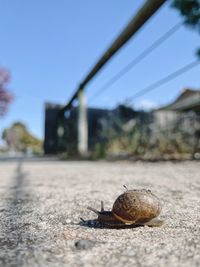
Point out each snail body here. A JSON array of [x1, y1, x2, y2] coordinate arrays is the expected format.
[[87, 189, 163, 227]]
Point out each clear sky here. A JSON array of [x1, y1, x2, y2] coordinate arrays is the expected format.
[[0, 0, 199, 141]]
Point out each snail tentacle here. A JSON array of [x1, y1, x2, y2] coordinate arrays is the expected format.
[[87, 206, 100, 215], [123, 185, 129, 191], [101, 201, 104, 212]]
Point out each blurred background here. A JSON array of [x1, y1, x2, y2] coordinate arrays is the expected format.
[[0, 0, 200, 160]]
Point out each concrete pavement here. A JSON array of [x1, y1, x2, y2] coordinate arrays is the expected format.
[[0, 159, 199, 266]]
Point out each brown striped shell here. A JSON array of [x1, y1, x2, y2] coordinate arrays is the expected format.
[[112, 189, 161, 224]]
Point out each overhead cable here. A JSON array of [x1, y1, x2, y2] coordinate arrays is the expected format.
[[127, 59, 200, 102], [89, 21, 183, 101]]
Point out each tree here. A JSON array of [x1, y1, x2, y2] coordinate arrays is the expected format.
[[2, 122, 42, 154], [0, 66, 13, 116], [172, 0, 200, 56]]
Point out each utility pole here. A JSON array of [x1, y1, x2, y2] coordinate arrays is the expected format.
[[77, 88, 88, 156]]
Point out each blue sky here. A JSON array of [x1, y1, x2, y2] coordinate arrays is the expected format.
[[0, 0, 199, 141]]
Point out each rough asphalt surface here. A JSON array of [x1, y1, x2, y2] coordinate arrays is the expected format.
[[0, 159, 200, 267]]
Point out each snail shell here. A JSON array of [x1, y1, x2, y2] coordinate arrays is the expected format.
[[87, 188, 162, 227], [112, 189, 161, 225]]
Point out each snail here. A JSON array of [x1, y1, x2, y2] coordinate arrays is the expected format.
[[86, 187, 163, 227]]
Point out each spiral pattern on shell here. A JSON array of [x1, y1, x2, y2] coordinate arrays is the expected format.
[[112, 189, 161, 224]]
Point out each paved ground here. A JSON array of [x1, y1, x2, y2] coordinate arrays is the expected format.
[[0, 159, 200, 267]]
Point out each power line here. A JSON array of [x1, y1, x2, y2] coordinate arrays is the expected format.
[[89, 21, 183, 101], [127, 59, 200, 102]]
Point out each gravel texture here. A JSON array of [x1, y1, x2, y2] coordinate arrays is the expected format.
[[0, 159, 200, 267]]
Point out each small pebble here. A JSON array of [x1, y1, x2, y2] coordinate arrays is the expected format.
[[74, 239, 96, 250], [61, 219, 72, 225]]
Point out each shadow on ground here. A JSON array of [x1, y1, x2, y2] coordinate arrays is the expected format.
[[0, 160, 36, 265], [78, 218, 144, 229]]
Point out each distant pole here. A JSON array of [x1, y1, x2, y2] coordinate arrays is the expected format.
[[78, 88, 88, 156]]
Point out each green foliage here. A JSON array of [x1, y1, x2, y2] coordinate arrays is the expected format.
[[172, 0, 200, 26], [92, 143, 107, 159], [196, 48, 200, 57], [2, 122, 42, 154], [92, 109, 200, 160], [172, 0, 200, 56]]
